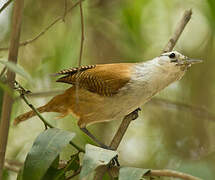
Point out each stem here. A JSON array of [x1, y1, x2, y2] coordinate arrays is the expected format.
[[69, 141, 85, 153], [0, 0, 24, 178], [163, 9, 192, 53], [20, 94, 54, 128]]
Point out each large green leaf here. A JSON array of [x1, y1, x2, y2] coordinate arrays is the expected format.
[[119, 167, 150, 180], [0, 60, 32, 82], [80, 144, 118, 178], [22, 128, 75, 180]]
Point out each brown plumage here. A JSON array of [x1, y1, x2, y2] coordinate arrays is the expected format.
[[14, 63, 133, 127], [56, 64, 131, 96]]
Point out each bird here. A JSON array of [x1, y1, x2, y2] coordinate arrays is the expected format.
[[14, 51, 202, 148]]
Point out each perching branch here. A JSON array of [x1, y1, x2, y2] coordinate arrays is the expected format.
[[0, 0, 24, 178], [163, 9, 192, 53], [94, 9, 193, 180], [0, 0, 82, 52]]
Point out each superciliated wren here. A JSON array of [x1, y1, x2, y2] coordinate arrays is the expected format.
[[14, 51, 202, 148]]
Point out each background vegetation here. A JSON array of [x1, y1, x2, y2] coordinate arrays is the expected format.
[[0, 0, 215, 179]]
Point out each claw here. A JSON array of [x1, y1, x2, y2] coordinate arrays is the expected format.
[[131, 107, 141, 120], [108, 155, 120, 168]]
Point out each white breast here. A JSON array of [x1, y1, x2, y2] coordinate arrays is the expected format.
[[113, 58, 186, 116]]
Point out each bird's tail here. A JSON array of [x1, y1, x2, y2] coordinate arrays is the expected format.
[[13, 105, 47, 125]]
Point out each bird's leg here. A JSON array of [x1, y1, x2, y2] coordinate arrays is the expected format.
[[80, 108, 141, 166], [80, 127, 120, 166], [80, 127, 110, 149]]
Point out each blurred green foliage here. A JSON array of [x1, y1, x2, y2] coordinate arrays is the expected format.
[[1, 0, 215, 179]]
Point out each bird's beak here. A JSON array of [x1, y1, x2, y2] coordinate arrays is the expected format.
[[176, 58, 203, 67], [185, 59, 203, 65]]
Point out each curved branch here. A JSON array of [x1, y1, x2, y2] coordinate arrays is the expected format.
[[108, 167, 202, 180], [145, 169, 201, 180]]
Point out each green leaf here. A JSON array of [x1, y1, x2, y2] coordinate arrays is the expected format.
[[42, 155, 63, 180], [22, 128, 75, 180], [0, 60, 33, 82], [119, 167, 150, 180], [42, 167, 65, 180], [80, 144, 118, 178], [52, 153, 80, 180]]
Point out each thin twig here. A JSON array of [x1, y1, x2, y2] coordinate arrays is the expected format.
[[63, 0, 67, 22], [78, 1, 84, 68], [20, 94, 54, 128], [69, 141, 85, 153], [14, 81, 85, 153], [14, 81, 54, 128], [21, 94, 85, 152], [75, 0, 85, 106], [108, 167, 202, 180], [145, 169, 202, 180], [0, 0, 13, 14], [163, 9, 192, 53], [94, 9, 193, 180], [0, 0, 24, 178], [0, 0, 82, 51], [24, 90, 63, 98]]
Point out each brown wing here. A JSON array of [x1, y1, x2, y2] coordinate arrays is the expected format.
[[55, 63, 132, 96]]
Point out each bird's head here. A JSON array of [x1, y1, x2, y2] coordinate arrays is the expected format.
[[158, 51, 202, 71]]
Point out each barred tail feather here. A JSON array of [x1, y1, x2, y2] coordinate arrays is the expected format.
[[13, 105, 47, 125]]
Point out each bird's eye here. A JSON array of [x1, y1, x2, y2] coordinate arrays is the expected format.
[[169, 53, 175, 58]]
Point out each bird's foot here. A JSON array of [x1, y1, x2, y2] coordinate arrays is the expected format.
[[129, 107, 141, 120], [99, 145, 120, 167], [108, 155, 120, 167]]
